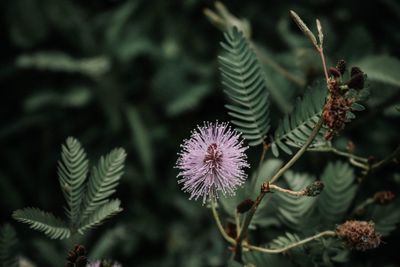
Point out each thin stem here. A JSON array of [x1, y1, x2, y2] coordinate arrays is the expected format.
[[350, 158, 369, 170], [309, 146, 369, 169], [211, 201, 236, 245], [318, 48, 329, 82], [235, 117, 324, 260], [250, 143, 268, 192], [371, 145, 400, 171], [235, 210, 241, 237], [331, 147, 368, 163], [351, 197, 375, 216], [244, 230, 336, 254], [269, 117, 324, 184], [268, 184, 305, 197], [252, 44, 306, 87]]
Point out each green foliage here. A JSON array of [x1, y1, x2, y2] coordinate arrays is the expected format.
[[58, 137, 89, 225], [80, 148, 126, 223], [367, 201, 400, 237], [219, 27, 270, 146], [78, 199, 122, 234], [0, 224, 18, 267], [270, 232, 303, 251], [13, 138, 126, 239], [276, 172, 316, 230], [317, 161, 356, 225], [271, 84, 327, 156], [358, 55, 400, 87], [13, 208, 71, 239]]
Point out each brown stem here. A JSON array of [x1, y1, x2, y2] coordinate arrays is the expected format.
[[234, 117, 324, 261]]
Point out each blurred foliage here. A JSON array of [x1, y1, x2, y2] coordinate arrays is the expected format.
[[0, 0, 399, 266]]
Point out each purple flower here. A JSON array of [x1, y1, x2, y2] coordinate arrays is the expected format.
[[176, 122, 249, 203]]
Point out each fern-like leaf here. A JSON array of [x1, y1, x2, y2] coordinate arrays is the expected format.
[[271, 84, 327, 157], [270, 232, 303, 250], [317, 161, 356, 225], [80, 148, 126, 223], [219, 27, 270, 146], [58, 137, 89, 225], [78, 199, 122, 234], [276, 171, 316, 230], [367, 201, 400, 236], [0, 224, 18, 267], [12, 208, 71, 239]]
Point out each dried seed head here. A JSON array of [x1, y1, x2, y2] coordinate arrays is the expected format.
[[347, 72, 365, 90], [328, 67, 341, 78], [336, 220, 381, 251], [65, 244, 88, 267], [322, 79, 354, 140], [237, 198, 254, 213], [304, 181, 324, 196], [351, 66, 363, 77], [336, 59, 346, 75], [373, 191, 395, 204]]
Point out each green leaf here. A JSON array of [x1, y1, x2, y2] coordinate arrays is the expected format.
[[0, 224, 18, 267], [317, 161, 356, 225], [243, 251, 294, 267], [78, 199, 122, 234], [270, 232, 302, 250], [15, 51, 110, 77], [219, 159, 283, 228], [219, 27, 271, 146], [276, 171, 316, 230], [272, 84, 327, 157], [12, 208, 70, 240], [357, 55, 400, 87], [125, 106, 154, 181], [80, 148, 126, 223], [58, 137, 89, 225], [367, 201, 400, 236]]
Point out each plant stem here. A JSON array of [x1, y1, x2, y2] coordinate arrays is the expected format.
[[250, 142, 268, 192], [234, 117, 324, 261], [351, 197, 375, 216], [309, 146, 369, 169], [371, 145, 400, 171], [268, 184, 306, 197], [244, 230, 336, 254], [235, 210, 241, 237], [318, 48, 329, 82], [269, 118, 324, 184], [210, 201, 235, 245]]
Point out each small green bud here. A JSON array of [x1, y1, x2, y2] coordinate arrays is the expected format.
[[304, 181, 324, 196]]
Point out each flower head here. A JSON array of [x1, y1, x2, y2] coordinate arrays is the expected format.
[[336, 220, 381, 251], [176, 122, 249, 204]]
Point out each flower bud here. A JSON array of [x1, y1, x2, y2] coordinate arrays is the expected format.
[[336, 59, 346, 75], [304, 181, 324, 196]]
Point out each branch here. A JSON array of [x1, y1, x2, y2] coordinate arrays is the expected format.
[[234, 117, 324, 261], [244, 230, 336, 254], [210, 201, 236, 245]]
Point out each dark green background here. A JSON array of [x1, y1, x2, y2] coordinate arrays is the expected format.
[[0, 0, 399, 266]]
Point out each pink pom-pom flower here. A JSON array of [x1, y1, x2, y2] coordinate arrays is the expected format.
[[176, 122, 249, 204]]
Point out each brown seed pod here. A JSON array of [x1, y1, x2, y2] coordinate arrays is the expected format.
[[336, 59, 346, 75], [336, 220, 381, 251], [373, 191, 395, 204], [328, 67, 341, 78], [347, 72, 365, 90]]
